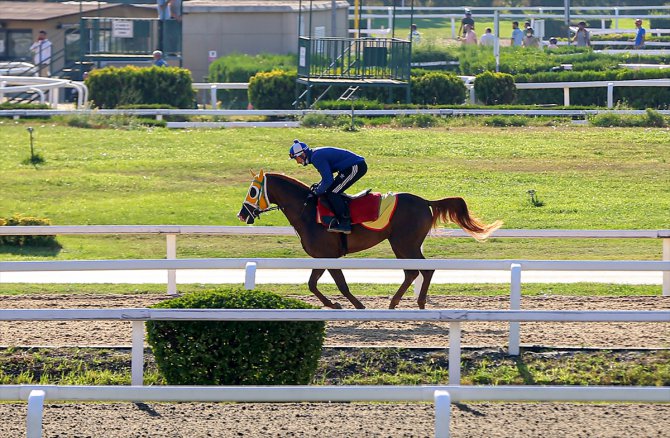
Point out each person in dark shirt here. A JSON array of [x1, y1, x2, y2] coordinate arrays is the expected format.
[[289, 140, 367, 234], [458, 9, 475, 38]]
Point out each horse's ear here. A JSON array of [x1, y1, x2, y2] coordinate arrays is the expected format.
[[249, 169, 255, 177], [258, 169, 265, 178]]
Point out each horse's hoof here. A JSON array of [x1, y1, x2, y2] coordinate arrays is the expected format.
[[328, 302, 343, 309], [389, 300, 399, 309], [417, 301, 426, 310]]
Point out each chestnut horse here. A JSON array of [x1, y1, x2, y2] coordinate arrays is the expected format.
[[237, 170, 502, 309]]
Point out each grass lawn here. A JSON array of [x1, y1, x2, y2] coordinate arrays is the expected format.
[[1, 122, 669, 265]]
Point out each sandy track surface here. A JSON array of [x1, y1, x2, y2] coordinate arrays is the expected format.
[[0, 294, 668, 348], [0, 402, 669, 437]]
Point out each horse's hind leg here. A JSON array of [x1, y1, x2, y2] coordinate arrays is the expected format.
[[416, 270, 435, 309], [389, 269, 420, 309], [308, 269, 342, 309], [328, 269, 365, 309]]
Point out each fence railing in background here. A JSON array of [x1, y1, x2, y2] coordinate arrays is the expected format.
[[0, 77, 88, 108]]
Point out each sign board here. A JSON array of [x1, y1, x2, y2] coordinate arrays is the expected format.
[[299, 47, 306, 68], [112, 20, 133, 38], [208, 50, 217, 62]]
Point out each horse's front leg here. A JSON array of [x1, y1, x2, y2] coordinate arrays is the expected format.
[[416, 269, 435, 310], [389, 269, 420, 309], [308, 269, 342, 309], [328, 269, 365, 309]]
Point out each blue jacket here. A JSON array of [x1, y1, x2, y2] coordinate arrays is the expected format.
[[308, 147, 365, 195]]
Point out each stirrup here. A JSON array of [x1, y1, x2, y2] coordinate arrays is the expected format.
[[328, 220, 351, 234]]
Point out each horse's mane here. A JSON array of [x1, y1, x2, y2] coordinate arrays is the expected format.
[[267, 173, 310, 190]]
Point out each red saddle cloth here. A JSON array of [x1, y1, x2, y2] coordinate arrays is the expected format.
[[317, 192, 382, 225]]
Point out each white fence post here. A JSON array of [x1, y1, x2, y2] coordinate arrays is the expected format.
[[563, 87, 570, 106], [414, 247, 424, 298], [607, 83, 614, 108], [27, 389, 45, 438], [663, 239, 670, 296], [448, 321, 461, 385], [166, 234, 178, 296], [131, 320, 145, 386], [450, 17, 456, 39], [210, 85, 217, 109], [433, 390, 452, 438], [509, 263, 522, 356], [245, 261, 257, 290]]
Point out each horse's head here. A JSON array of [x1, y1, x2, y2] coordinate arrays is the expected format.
[[237, 169, 271, 224]]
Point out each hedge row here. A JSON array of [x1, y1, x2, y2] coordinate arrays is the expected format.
[[209, 53, 295, 108], [0, 215, 60, 248], [87, 66, 195, 109]]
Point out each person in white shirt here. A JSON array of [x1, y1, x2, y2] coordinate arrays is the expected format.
[[479, 27, 495, 46], [29, 30, 52, 77]]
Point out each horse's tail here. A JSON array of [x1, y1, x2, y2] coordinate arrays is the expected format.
[[429, 197, 502, 241]]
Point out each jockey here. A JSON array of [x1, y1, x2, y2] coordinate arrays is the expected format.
[[289, 139, 367, 234]]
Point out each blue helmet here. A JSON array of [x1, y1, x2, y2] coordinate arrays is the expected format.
[[289, 139, 310, 161]]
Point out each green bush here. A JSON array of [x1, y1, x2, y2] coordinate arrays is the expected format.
[[0, 103, 50, 110], [301, 113, 337, 128], [87, 66, 195, 108], [515, 69, 670, 108], [483, 115, 528, 127], [589, 108, 668, 127], [474, 71, 516, 105], [248, 70, 298, 109], [146, 289, 325, 385], [393, 114, 442, 128], [0, 214, 60, 247], [208, 53, 295, 108], [411, 72, 466, 105]]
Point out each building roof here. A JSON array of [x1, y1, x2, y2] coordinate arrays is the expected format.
[[0, 1, 119, 21], [184, 0, 347, 13]]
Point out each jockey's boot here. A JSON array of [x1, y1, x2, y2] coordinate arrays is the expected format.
[[326, 192, 352, 234], [328, 214, 351, 234]]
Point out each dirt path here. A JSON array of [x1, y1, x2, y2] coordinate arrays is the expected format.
[[0, 294, 668, 348], [0, 402, 668, 437]]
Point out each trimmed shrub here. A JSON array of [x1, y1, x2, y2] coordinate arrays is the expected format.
[[589, 108, 668, 127], [515, 69, 670, 108], [0, 103, 49, 110], [208, 53, 295, 108], [393, 114, 442, 128], [248, 70, 298, 109], [146, 289, 325, 385], [474, 71, 516, 105], [0, 214, 60, 247], [411, 72, 466, 105], [87, 66, 195, 108]]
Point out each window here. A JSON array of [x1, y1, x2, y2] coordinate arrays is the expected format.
[[7, 30, 33, 60]]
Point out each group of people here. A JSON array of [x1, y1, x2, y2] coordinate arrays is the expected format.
[[454, 10, 647, 50]]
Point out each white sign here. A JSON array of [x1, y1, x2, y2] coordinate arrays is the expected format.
[[208, 50, 217, 62], [299, 47, 306, 68], [112, 20, 134, 38]]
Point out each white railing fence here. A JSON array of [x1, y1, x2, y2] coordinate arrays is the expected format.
[[1, 226, 668, 296], [0, 76, 88, 108], [5, 384, 669, 438], [1, 308, 669, 438]]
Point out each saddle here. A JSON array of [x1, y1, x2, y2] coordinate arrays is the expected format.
[[316, 191, 398, 231]]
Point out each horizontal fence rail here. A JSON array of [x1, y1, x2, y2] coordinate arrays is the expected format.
[[6, 384, 670, 438]]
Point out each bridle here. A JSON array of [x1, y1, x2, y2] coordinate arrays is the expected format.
[[242, 201, 280, 221]]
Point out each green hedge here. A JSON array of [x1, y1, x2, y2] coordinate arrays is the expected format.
[[0, 214, 60, 247], [208, 53, 295, 108], [248, 70, 298, 109], [86, 66, 195, 109], [0, 103, 50, 110], [474, 71, 516, 105], [146, 289, 325, 385], [515, 69, 670, 108], [412, 72, 466, 105]]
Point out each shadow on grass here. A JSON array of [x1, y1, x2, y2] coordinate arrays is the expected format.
[[0, 244, 62, 257], [515, 356, 536, 385]]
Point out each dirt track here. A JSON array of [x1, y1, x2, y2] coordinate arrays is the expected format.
[[0, 294, 668, 348], [1, 294, 668, 437]]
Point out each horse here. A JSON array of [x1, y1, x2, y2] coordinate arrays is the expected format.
[[237, 170, 502, 310]]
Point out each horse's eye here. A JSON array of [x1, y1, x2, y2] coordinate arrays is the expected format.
[[249, 186, 259, 199]]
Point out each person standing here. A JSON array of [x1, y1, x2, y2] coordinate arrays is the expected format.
[[409, 23, 421, 43], [634, 19, 646, 49], [457, 9, 475, 38], [289, 140, 367, 234], [152, 50, 168, 67], [511, 21, 524, 47], [522, 27, 540, 48], [29, 31, 52, 77], [573, 22, 591, 47], [462, 24, 477, 46], [480, 27, 495, 47]]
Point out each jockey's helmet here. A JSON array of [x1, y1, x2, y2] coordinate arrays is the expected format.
[[289, 139, 310, 165]]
